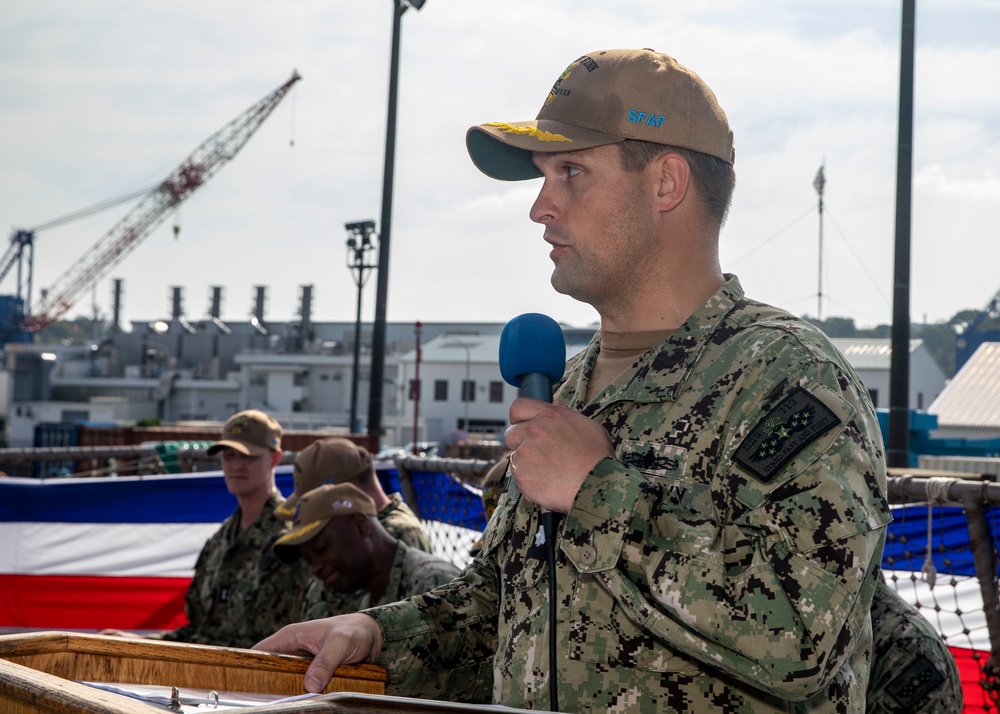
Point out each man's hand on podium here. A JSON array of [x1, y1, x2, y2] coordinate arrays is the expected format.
[[254, 613, 383, 694]]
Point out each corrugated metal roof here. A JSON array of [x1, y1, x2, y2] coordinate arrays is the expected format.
[[829, 338, 921, 370], [928, 342, 1000, 428]]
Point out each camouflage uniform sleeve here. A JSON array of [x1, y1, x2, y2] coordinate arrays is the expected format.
[[560, 355, 890, 702], [366, 535, 500, 702]]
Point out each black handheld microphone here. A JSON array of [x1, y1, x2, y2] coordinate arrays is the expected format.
[[498, 312, 566, 712], [498, 312, 566, 401]]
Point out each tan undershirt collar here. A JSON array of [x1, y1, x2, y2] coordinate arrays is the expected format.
[[586, 328, 675, 402]]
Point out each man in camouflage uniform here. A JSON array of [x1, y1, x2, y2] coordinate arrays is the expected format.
[[256, 49, 891, 712], [867, 576, 962, 712], [148, 410, 310, 648], [276, 436, 432, 554], [273, 483, 459, 620]]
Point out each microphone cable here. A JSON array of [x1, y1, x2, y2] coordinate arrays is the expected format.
[[542, 509, 561, 712]]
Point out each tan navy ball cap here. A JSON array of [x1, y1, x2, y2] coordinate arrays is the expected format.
[[275, 437, 374, 520], [206, 409, 281, 457], [466, 48, 735, 181], [273, 483, 376, 563]]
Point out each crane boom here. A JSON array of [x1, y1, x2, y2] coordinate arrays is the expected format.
[[1, 185, 158, 313], [25, 70, 301, 331]]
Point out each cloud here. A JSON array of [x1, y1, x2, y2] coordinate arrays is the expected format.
[[0, 0, 997, 330]]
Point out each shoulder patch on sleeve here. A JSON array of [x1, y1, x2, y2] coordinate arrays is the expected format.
[[733, 386, 841, 483], [885, 654, 945, 708]]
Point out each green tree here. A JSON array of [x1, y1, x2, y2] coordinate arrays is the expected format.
[[36, 316, 106, 345], [912, 321, 956, 377]]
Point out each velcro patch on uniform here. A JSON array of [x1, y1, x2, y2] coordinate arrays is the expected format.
[[733, 386, 841, 483], [885, 654, 944, 707], [621, 449, 680, 472]]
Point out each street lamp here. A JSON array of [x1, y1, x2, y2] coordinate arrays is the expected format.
[[442, 338, 479, 431], [368, 0, 427, 445], [346, 220, 378, 434]]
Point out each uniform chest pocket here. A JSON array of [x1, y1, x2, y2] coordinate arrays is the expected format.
[[618, 439, 713, 516], [617, 438, 718, 559]]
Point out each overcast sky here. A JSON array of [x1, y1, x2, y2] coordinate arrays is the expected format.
[[2, 1, 997, 332]]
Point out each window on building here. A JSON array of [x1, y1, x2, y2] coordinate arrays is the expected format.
[[408, 379, 421, 400], [434, 380, 448, 401], [868, 388, 879, 408], [462, 380, 476, 403], [489, 381, 504, 403]]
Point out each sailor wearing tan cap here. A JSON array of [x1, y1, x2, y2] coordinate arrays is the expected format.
[[276, 437, 432, 554], [142, 410, 310, 648], [258, 49, 889, 712], [273, 483, 459, 618]]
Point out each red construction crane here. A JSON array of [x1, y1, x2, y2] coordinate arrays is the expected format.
[[8, 70, 301, 332]]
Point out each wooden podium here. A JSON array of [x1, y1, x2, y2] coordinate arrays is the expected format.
[[0, 631, 472, 713]]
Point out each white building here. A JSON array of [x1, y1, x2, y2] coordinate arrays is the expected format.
[[395, 334, 511, 443], [829, 338, 947, 411], [928, 342, 1000, 441], [0, 318, 602, 449]]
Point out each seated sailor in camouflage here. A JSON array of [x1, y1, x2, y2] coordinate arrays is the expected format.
[[867, 576, 962, 713], [277, 437, 432, 554], [274, 483, 460, 619], [148, 410, 309, 648], [257, 49, 891, 712]]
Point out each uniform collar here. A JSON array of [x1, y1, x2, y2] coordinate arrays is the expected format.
[[560, 275, 744, 410]]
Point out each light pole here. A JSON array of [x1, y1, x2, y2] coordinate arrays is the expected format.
[[813, 164, 825, 321], [412, 321, 422, 449], [443, 338, 478, 431], [346, 220, 378, 434], [368, 0, 427, 446], [888, 0, 915, 468]]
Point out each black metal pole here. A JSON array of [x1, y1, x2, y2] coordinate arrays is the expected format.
[[346, 221, 376, 434], [350, 273, 364, 434], [412, 321, 422, 448], [367, 1, 406, 445], [888, 0, 916, 468]]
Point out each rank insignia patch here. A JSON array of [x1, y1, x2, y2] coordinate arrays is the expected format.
[[733, 387, 841, 482], [885, 655, 944, 707]]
